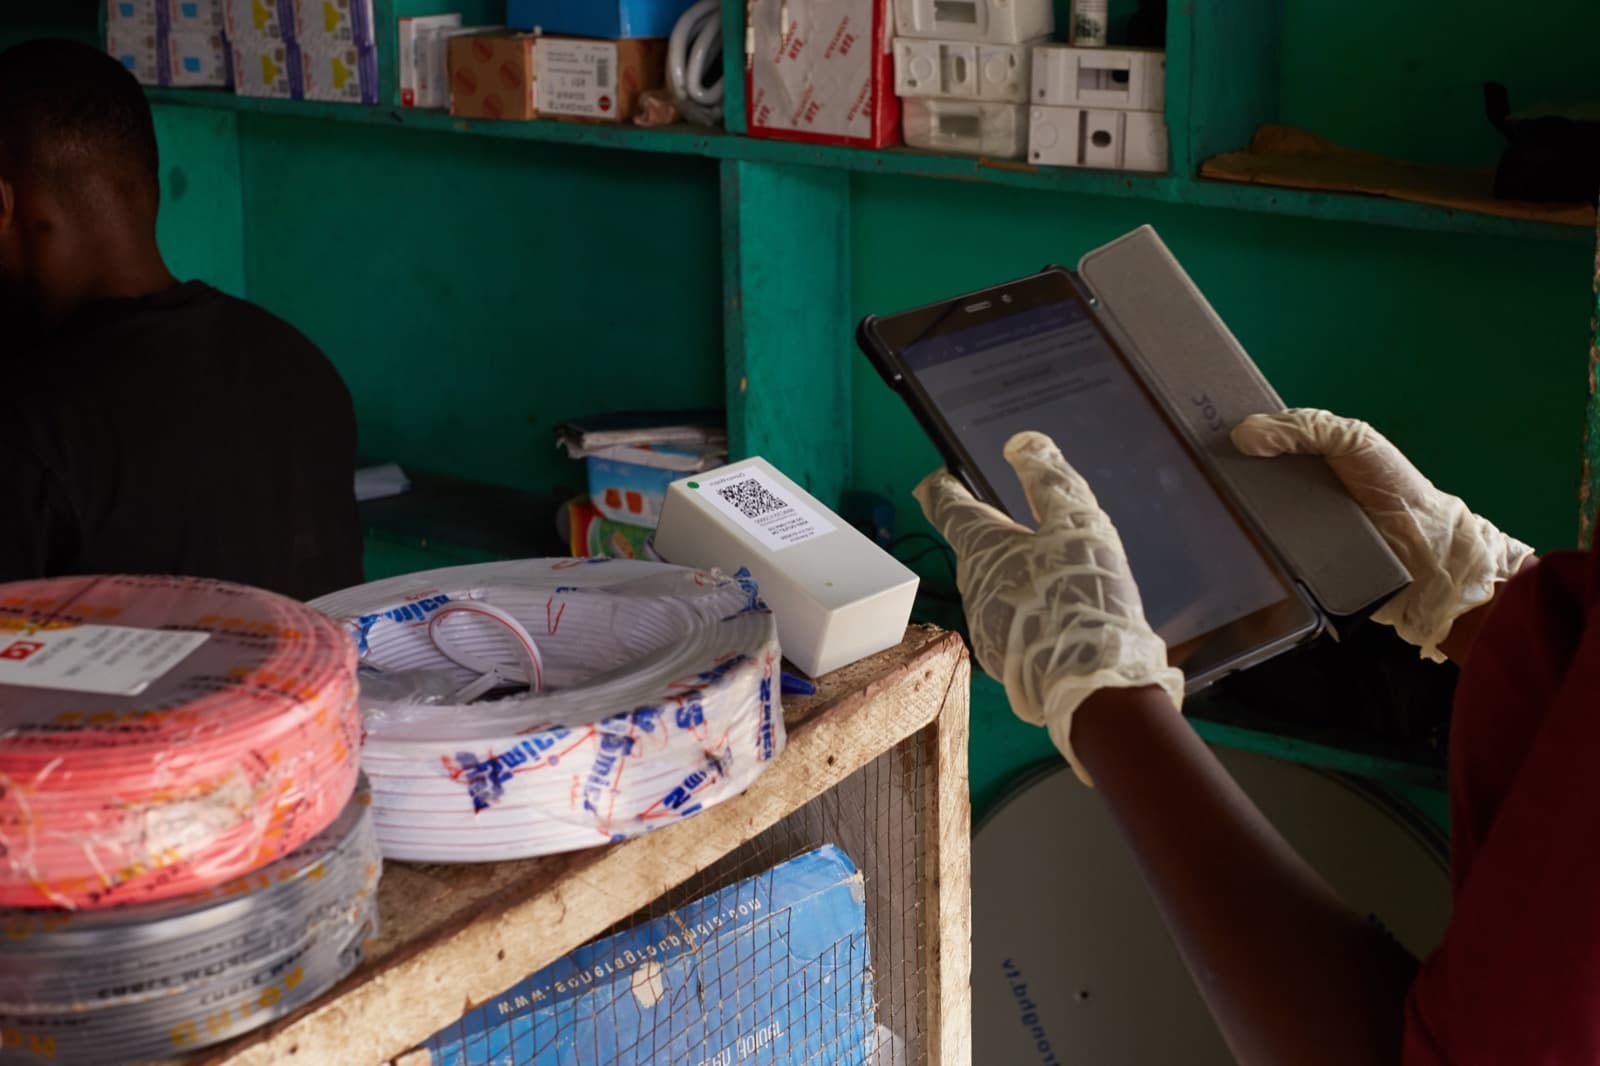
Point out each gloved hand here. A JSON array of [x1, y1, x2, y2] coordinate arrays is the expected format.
[[915, 431, 1185, 785], [1232, 408, 1535, 662]]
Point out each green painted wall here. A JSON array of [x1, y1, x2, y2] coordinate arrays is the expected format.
[[234, 116, 725, 497], [1279, 0, 1600, 169], [155, 109, 246, 296]]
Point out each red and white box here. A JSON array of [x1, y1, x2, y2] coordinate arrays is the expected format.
[[747, 0, 899, 149]]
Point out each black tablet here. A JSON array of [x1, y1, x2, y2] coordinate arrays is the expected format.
[[859, 267, 1321, 690]]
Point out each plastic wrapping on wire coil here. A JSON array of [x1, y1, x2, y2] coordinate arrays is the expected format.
[[0, 778, 379, 1065], [0, 575, 361, 910], [310, 558, 784, 863]]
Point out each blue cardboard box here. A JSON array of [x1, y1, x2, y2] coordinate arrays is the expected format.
[[421, 845, 875, 1065], [506, 0, 699, 39]]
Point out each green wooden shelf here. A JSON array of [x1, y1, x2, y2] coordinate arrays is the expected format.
[[146, 87, 1593, 244]]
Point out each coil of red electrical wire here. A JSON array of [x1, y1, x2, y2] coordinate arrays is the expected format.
[[0, 575, 360, 910]]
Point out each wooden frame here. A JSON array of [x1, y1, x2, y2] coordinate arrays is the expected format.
[[179, 626, 971, 1066]]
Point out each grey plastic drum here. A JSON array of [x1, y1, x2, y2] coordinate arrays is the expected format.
[[972, 747, 1451, 1064]]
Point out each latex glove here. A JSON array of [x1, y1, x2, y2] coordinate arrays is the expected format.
[[915, 431, 1185, 785], [1232, 408, 1534, 662]]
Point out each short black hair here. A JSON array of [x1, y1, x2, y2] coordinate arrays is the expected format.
[[0, 37, 160, 198]]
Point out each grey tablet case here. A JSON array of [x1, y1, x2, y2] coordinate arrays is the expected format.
[[1077, 226, 1408, 625]]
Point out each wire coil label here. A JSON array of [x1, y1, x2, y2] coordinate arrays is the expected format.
[[0, 624, 210, 696]]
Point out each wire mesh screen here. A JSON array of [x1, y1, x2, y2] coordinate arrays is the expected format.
[[417, 728, 934, 1066]]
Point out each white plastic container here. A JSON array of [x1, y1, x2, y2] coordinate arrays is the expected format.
[[1032, 45, 1165, 111], [903, 98, 1028, 159], [893, 0, 1053, 45], [893, 36, 1043, 103], [1029, 105, 1168, 171]]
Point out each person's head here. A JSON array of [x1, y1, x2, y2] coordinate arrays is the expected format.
[[0, 38, 167, 327]]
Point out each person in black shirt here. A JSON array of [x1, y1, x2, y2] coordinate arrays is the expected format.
[[0, 39, 363, 600]]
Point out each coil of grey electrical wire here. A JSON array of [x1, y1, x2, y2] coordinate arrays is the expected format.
[[0, 777, 380, 1065]]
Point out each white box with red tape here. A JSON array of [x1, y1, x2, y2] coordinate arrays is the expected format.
[[747, 0, 900, 148]]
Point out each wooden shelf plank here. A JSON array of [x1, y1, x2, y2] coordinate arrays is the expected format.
[[145, 88, 1593, 243], [178, 626, 968, 1066]]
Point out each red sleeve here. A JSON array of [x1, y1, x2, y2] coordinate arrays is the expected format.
[[1405, 547, 1600, 1063]]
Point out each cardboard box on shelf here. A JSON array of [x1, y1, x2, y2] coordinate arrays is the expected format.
[[302, 41, 377, 102], [106, 21, 162, 85], [291, 0, 376, 52], [580, 444, 720, 526], [166, 0, 225, 32], [748, 0, 899, 148], [107, 0, 161, 29], [565, 498, 659, 561], [166, 29, 233, 87], [107, 0, 231, 87], [399, 13, 460, 106], [507, 0, 696, 40], [448, 31, 539, 120], [232, 34, 302, 97], [534, 36, 665, 123], [415, 25, 489, 108], [223, 0, 293, 42]]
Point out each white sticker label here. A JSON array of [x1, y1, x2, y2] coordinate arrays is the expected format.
[[0, 625, 210, 696], [537, 40, 618, 118], [694, 467, 835, 552]]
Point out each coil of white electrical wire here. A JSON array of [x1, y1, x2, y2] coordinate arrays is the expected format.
[[0, 777, 379, 1065], [0, 575, 361, 910], [310, 558, 784, 863], [668, 0, 723, 126]]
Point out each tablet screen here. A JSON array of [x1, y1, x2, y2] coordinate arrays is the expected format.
[[900, 298, 1289, 648]]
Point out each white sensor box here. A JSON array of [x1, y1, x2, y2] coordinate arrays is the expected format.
[[652, 458, 919, 678], [894, 0, 1052, 45], [893, 36, 1042, 103], [1029, 105, 1168, 171], [1031, 45, 1165, 111], [904, 98, 1027, 158]]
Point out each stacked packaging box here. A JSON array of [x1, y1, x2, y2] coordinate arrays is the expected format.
[[1028, 45, 1169, 172], [106, 0, 232, 88], [892, 0, 1053, 158], [222, 0, 299, 96], [223, 0, 377, 102]]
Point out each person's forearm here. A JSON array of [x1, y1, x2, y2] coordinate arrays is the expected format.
[[1073, 686, 1417, 1066]]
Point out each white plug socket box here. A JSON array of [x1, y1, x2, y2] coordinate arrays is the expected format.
[[1029, 105, 1168, 171], [903, 98, 1027, 158], [894, 0, 1053, 45], [1031, 45, 1165, 111], [893, 36, 1042, 103], [652, 458, 919, 678]]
